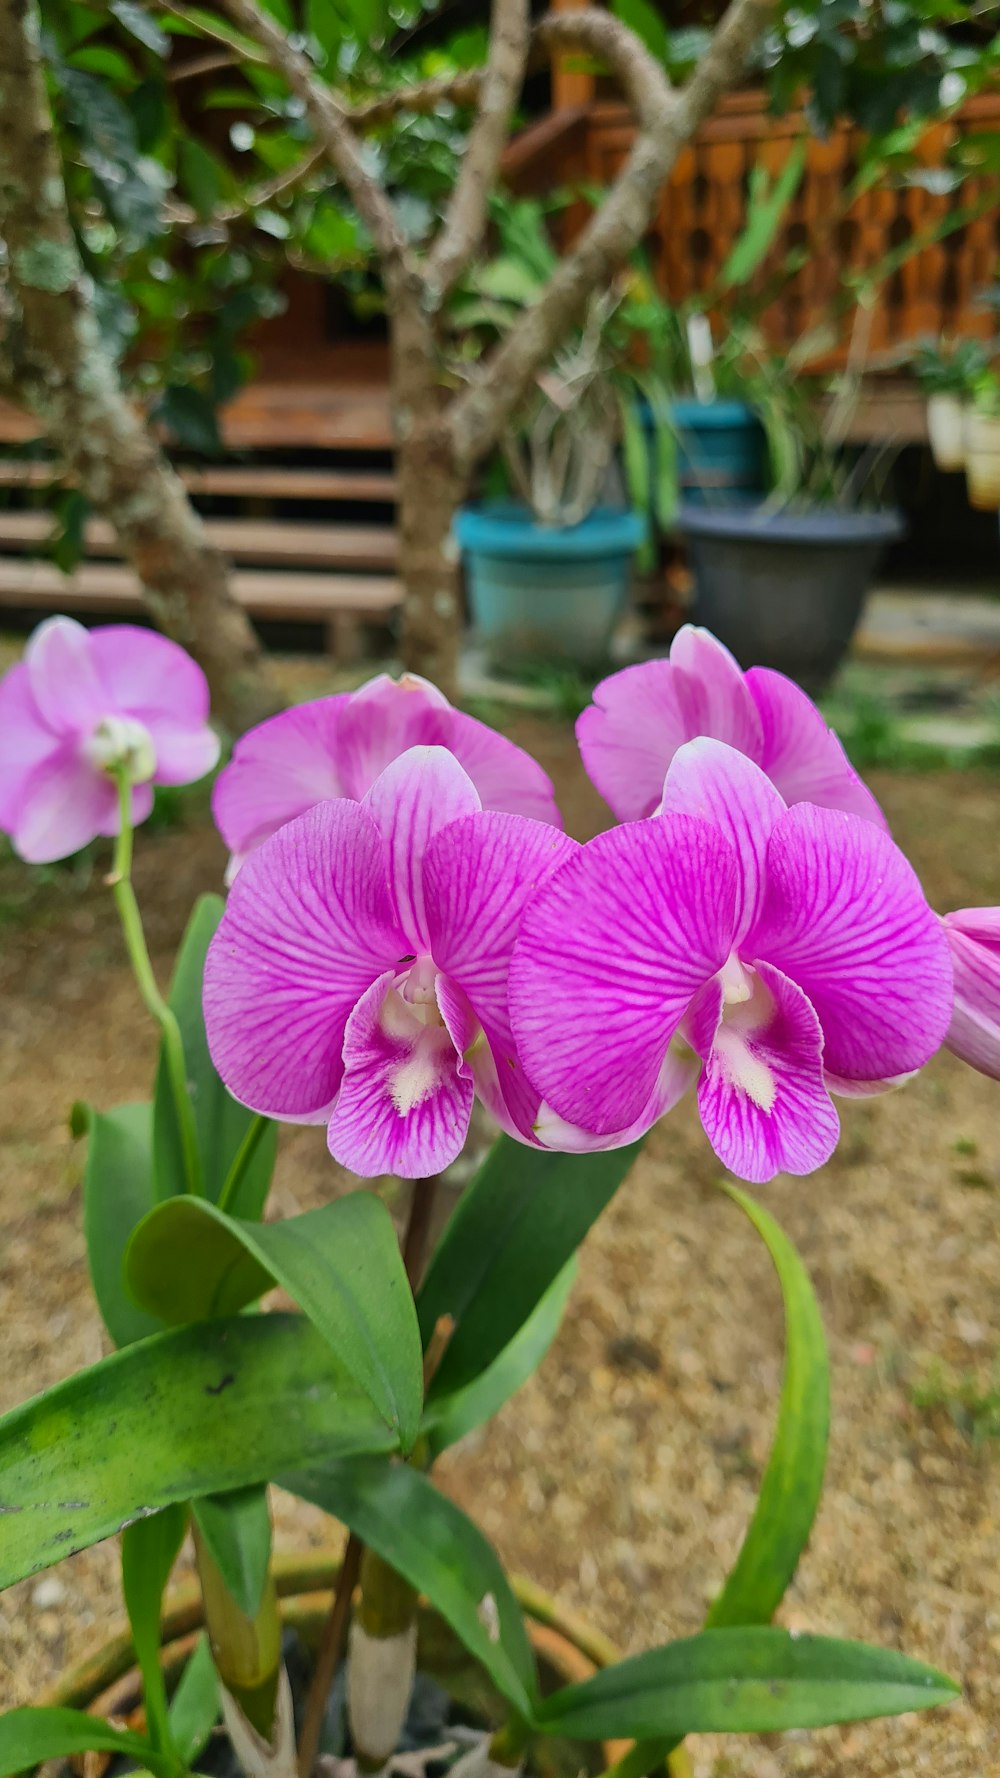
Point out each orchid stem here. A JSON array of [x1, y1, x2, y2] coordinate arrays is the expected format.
[[110, 771, 203, 1198], [218, 1113, 269, 1215], [595, 1739, 693, 1778]]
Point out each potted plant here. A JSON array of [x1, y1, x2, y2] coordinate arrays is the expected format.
[[454, 289, 644, 671], [964, 368, 1000, 510], [1, 616, 984, 1778], [913, 338, 989, 471]]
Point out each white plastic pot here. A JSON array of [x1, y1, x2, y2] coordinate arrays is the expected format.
[[965, 411, 1000, 511], [926, 393, 966, 472]]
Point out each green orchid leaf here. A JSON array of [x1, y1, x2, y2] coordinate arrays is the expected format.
[[706, 1184, 829, 1628], [125, 1192, 423, 1449], [536, 1628, 958, 1738], [0, 1313, 397, 1590], [285, 1459, 539, 1724], [153, 895, 277, 1213], [192, 1485, 272, 1619], [121, 1503, 188, 1755], [168, 1634, 220, 1766], [418, 1136, 643, 1400], [80, 1100, 164, 1348], [0, 1708, 166, 1778], [422, 1259, 577, 1459]]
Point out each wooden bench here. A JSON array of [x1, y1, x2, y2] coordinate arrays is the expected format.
[[0, 461, 398, 501], [0, 511, 399, 570]]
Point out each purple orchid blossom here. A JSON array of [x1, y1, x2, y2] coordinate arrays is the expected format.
[[510, 739, 953, 1185], [577, 624, 886, 829], [212, 671, 560, 878], [941, 909, 1000, 1082], [0, 616, 219, 863], [204, 744, 576, 1179]]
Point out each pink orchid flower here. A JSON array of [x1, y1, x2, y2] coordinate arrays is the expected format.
[[941, 909, 1000, 1082], [212, 671, 560, 878], [204, 745, 576, 1179], [0, 616, 219, 864], [577, 624, 886, 829], [510, 739, 953, 1184]]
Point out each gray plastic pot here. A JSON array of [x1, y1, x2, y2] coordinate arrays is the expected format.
[[678, 502, 905, 688]]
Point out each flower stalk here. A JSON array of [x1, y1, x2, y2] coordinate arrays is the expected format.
[[193, 1519, 284, 1742], [109, 770, 204, 1198]]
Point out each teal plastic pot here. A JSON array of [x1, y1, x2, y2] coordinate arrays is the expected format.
[[455, 502, 645, 671], [642, 399, 768, 509]]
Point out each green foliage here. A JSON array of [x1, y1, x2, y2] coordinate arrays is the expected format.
[[192, 1486, 273, 1618], [286, 1459, 540, 1723], [417, 1133, 643, 1399], [910, 1360, 1000, 1445], [912, 337, 990, 398], [0, 1313, 398, 1590], [80, 1099, 164, 1347], [167, 1634, 221, 1766], [421, 1259, 577, 1460], [126, 1192, 425, 1448], [0, 1709, 171, 1778], [121, 1504, 189, 1753], [705, 1185, 829, 1628], [535, 1627, 958, 1738], [152, 895, 277, 1212]]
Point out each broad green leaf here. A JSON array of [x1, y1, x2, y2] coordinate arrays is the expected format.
[[121, 1504, 188, 1754], [286, 1460, 539, 1724], [168, 1634, 220, 1767], [536, 1628, 958, 1739], [0, 1313, 397, 1589], [706, 1185, 829, 1629], [110, 0, 170, 54], [0, 1708, 165, 1778], [153, 896, 277, 1212], [125, 1193, 423, 1449], [418, 1135, 643, 1400], [611, 0, 670, 65], [422, 1260, 577, 1460], [192, 1485, 272, 1619], [81, 1100, 164, 1348]]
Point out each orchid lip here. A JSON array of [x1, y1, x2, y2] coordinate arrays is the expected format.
[[83, 714, 157, 784]]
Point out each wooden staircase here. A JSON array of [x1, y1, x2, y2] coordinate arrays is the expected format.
[[0, 367, 404, 657]]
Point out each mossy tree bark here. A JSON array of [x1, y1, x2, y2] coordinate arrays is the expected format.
[[0, 0, 282, 737]]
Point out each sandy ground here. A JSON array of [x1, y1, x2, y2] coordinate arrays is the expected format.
[[1, 703, 999, 1777]]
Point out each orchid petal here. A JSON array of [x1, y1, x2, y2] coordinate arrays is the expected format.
[[0, 662, 63, 828], [942, 909, 1000, 1081], [668, 625, 763, 754], [746, 666, 888, 829], [534, 1042, 699, 1151], [824, 1069, 915, 1097], [697, 961, 840, 1184], [424, 810, 577, 1139], [659, 738, 786, 943], [12, 747, 117, 863], [25, 616, 105, 735], [211, 697, 351, 859], [364, 746, 481, 951], [327, 972, 473, 1179], [89, 625, 212, 727], [204, 800, 403, 1121], [140, 718, 220, 786], [510, 814, 738, 1135], [435, 970, 530, 1144], [334, 673, 454, 797], [443, 707, 562, 827], [750, 804, 953, 1082]]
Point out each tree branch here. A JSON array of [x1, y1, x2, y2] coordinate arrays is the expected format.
[[448, 0, 776, 472], [426, 0, 531, 304], [213, 0, 413, 271], [0, 0, 281, 736]]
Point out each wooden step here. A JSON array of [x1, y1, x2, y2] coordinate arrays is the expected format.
[[0, 559, 402, 657], [0, 511, 398, 569], [0, 462, 397, 501]]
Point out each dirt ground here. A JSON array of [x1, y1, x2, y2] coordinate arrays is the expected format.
[[1, 697, 999, 1778]]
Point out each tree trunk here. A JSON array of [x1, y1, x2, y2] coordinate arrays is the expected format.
[[391, 287, 467, 695], [0, 0, 282, 738]]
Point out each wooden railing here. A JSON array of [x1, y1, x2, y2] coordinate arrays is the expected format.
[[507, 88, 1000, 366]]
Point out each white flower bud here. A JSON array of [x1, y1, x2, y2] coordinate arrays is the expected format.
[[85, 715, 156, 784]]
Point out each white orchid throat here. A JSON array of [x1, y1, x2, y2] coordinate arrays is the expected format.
[[380, 955, 462, 1117], [84, 714, 156, 784], [710, 956, 778, 1113]]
